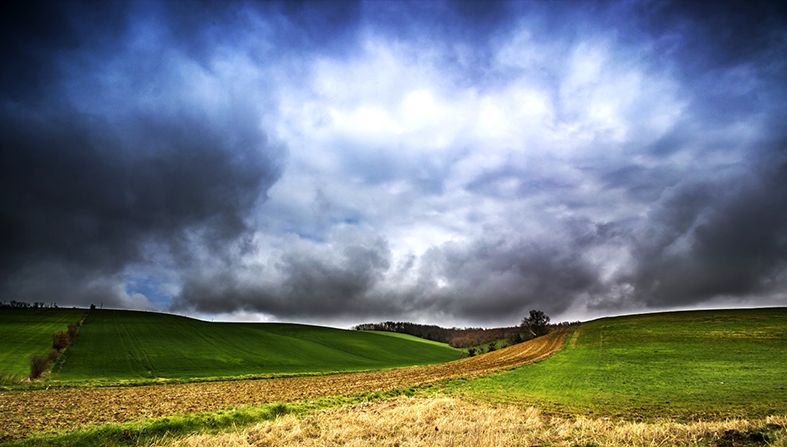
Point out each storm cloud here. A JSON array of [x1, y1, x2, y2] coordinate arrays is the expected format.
[[1, 0, 283, 308], [2, 0, 786, 326]]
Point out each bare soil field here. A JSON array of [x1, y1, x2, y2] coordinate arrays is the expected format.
[[0, 328, 569, 442]]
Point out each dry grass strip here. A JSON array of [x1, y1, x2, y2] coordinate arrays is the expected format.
[[164, 395, 787, 447]]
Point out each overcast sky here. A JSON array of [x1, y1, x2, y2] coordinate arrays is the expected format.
[[1, 0, 786, 327]]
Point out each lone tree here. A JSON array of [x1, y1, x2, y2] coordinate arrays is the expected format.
[[521, 309, 550, 338]]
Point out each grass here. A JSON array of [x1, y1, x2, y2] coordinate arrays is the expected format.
[[51, 309, 460, 382], [0, 308, 85, 377], [446, 307, 787, 420]]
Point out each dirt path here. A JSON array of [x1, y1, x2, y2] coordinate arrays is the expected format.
[[0, 328, 570, 441]]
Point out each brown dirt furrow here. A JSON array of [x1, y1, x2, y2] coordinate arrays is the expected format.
[[0, 328, 570, 442]]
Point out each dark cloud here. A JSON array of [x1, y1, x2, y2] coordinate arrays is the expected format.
[[638, 0, 787, 71], [636, 0, 787, 133], [172, 232, 395, 320], [172, 230, 602, 326], [417, 237, 601, 323], [0, 104, 278, 270], [622, 152, 787, 308], [0, 1, 124, 101], [0, 0, 283, 307]]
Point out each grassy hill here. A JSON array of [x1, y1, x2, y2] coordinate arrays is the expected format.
[[0, 308, 86, 378], [51, 309, 460, 382], [450, 307, 787, 419]]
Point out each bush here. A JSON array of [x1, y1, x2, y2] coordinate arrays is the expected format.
[[67, 322, 79, 340], [508, 332, 526, 345], [52, 331, 70, 350], [29, 354, 50, 379], [487, 341, 497, 353], [47, 348, 60, 363]]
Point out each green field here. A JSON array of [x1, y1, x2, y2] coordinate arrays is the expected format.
[[50, 309, 460, 382], [0, 308, 86, 377], [4, 307, 787, 447], [448, 307, 787, 419]]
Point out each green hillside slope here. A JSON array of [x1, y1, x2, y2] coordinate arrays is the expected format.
[[0, 308, 86, 377], [453, 308, 787, 419], [53, 309, 460, 382]]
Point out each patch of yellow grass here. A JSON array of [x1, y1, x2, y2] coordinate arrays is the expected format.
[[163, 396, 787, 447]]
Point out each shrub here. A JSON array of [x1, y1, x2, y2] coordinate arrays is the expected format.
[[468, 347, 477, 357], [29, 354, 50, 379], [47, 348, 60, 363], [508, 332, 526, 345], [52, 331, 70, 350], [487, 341, 497, 353], [67, 322, 79, 340]]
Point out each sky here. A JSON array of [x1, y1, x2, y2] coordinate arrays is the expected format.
[[1, 0, 786, 328]]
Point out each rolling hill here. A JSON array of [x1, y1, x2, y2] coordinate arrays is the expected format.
[[453, 307, 787, 419], [3, 307, 787, 445], [50, 309, 460, 382]]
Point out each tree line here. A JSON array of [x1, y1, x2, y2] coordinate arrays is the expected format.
[[353, 310, 579, 349], [1, 300, 59, 308]]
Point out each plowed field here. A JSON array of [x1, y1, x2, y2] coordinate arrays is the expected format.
[[0, 328, 569, 442]]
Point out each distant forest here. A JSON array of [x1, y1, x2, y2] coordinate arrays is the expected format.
[[352, 320, 578, 348]]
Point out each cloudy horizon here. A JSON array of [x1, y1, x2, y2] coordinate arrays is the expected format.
[[2, 0, 786, 328]]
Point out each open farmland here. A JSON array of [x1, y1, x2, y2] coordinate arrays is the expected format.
[[4, 308, 787, 446], [0, 327, 569, 442], [450, 307, 787, 419], [51, 309, 460, 382], [0, 308, 85, 377]]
